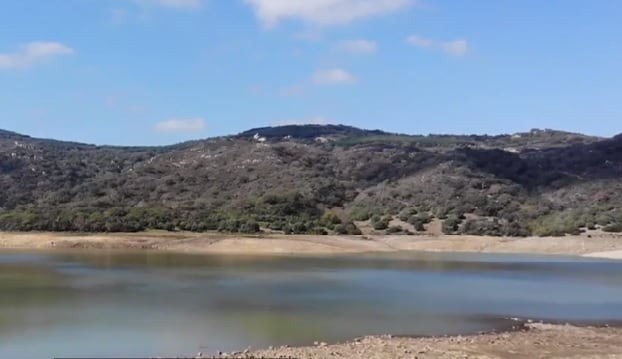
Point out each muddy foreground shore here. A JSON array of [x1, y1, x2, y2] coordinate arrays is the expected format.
[[207, 323, 622, 359]]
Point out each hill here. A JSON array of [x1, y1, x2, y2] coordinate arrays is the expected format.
[[1, 125, 620, 236]]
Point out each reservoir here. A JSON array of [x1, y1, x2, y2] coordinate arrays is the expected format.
[[1, 250, 621, 358]]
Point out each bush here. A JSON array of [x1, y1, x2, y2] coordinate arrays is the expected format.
[[348, 227, 363, 235], [350, 208, 372, 221], [291, 222, 307, 234], [603, 223, 622, 233], [442, 216, 461, 234], [334, 224, 347, 235], [321, 210, 341, 225], [387, 225, 403, 234], [335, 222, 362, 235], [372, 216, 390, 230], [312, 227, 328, 235], [268, 221, 284, 230], [240, 220, 260, 233], [398, 208, 417, 222]]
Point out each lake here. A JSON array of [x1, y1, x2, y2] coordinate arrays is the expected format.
[[1, 250, 621, 358]]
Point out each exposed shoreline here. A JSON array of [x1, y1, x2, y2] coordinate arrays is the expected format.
[[212, 322, 622, 359], [1, 231, 621, 259], [2, 232, 622, 357]]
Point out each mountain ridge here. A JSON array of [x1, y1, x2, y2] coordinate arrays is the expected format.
[[0, 124, 607, 148], [1, 125, 620, 236]]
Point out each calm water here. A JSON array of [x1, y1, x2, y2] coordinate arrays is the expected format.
[[1, 250, 622, 358]]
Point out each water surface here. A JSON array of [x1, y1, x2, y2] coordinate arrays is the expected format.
[[1, 250, 621, 358]]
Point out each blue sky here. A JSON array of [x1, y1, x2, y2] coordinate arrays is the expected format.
[[1, 0, 621, 145]]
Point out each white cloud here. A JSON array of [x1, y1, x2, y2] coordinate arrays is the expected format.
[[407, 35, 468, 57], [154, 118, 206, 132], [336, 39, 377, 54], [0, 42, 74, 70], [407, 35, 432, 48], [274, 116, 331, 126], [312, 68, 357, 85], [244, 0, 414, 27], [440, 39, 468, 56]]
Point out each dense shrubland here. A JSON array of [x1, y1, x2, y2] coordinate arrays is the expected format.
[[0, 126, 621, 236]]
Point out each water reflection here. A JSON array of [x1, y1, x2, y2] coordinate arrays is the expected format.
[[0, 250, 621, 359]]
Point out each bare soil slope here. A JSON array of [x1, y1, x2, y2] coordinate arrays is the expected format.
[[1, 232, 621, 258]]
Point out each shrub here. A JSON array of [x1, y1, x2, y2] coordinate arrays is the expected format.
[[321, 210, 341, 225], [335, 222, 362, 235], [350, 208, 372, 221], [240, 220, 260, 233], [334, 224, 347, 235], [442, 216, 461, 234], [372, 216, 390, 230], [398, 208, 417, 221], [312, 227, 328, 235], [291, 222, 307, 234], [387, 225, 403, 234], [603, 223, 622, 233]]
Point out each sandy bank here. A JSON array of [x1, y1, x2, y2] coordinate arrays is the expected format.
[[0, 231, 621, 258], [583, 250, 622, 260], [214, 323, 622, 359]]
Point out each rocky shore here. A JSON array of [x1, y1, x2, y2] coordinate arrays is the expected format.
[[207, 323, 622, 359]]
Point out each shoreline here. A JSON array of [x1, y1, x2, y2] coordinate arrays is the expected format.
[[1, 231, 622, 259], [2, 233, 622, 357], [211, 322, 622, 359]]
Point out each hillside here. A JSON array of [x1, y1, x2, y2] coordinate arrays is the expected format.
[[1, 125, 621, 236]]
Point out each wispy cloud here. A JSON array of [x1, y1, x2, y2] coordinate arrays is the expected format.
[[407, 35, 468, 57], [244, 0, 414, 27], [312, 68, 357, 85], [0, 42, 74, 70], [335, 39, 377, 54], [439, 39, 468, 56], [154, 118, 206, 132], [406, 35, 432, 48]]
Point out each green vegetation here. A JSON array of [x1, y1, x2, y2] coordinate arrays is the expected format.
[[0, 125, 620, 236]]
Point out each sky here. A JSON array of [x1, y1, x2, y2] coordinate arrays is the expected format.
[[0, 0, 621, 146]]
